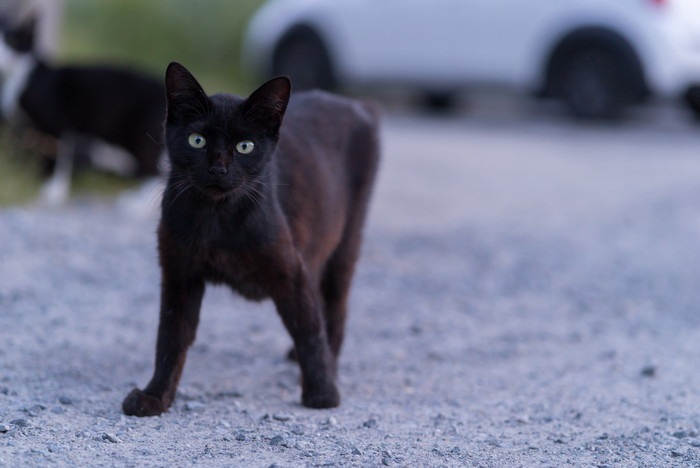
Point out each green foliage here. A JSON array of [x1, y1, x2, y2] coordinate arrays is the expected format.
[[61, 0, 265, 93]]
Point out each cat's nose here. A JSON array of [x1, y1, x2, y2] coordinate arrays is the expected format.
[[208, 166, 228, 178]]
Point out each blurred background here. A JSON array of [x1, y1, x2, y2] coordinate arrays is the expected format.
[[0, 0, 264, 205], [1, 0, 700, 205]]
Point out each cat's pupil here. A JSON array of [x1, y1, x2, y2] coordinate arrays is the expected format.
[[188, 133, 206, 149], [236, 140, 255, 154]]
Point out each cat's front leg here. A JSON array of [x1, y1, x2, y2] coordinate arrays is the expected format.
[[122, 275, 205, 416], [273, 262, 340, 409]]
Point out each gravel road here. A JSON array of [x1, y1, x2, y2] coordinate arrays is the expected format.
[[2, 109, 700, 467]]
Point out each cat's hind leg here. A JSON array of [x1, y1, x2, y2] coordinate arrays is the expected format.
[[320, 219, 364, 359]]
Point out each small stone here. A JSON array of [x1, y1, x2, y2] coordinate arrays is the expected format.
[[235, 433, 246, 441], [10, 418, 29, 428], [641, 366, 656, 378], [351, 445, 363, 456], [58, 396, 74, 405], [671, 450, 683, 458], [290, 424, 305, 435], [363, 418, 377, 429], [327, 416, 338, 426], [674, 431, 689, 439], [51, 406, 65, 415], [25, 404, 46, 417], [690, 440, 700, 448], [273, 413, 292, 422], [102, 432, 122, 444], [382, 456, 392, 466], [0, 424, 10, 433], [294, 440, 308, 450], [184, 401, 206, 413], [269, 435, 286, 446]]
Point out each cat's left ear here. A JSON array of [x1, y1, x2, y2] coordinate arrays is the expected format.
[[241, 76, 291, 135]]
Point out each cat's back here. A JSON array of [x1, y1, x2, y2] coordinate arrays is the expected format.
[[281, 89, 380, 172]]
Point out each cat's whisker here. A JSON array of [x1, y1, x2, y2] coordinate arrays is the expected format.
[[167, 176, 194, 207]]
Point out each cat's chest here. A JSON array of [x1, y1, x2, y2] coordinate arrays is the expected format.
[[173, 215, 276, 300]]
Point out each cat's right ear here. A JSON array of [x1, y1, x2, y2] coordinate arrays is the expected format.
[[6, 14, 36, 52], [165, 62, 211, 123]]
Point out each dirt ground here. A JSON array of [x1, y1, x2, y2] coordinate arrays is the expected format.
[[3, 111, 700, 467]]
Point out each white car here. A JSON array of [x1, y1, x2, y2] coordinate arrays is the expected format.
[[242, 0, 700, 119]]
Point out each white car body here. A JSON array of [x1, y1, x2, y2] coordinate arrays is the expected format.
[[242, 0, 700, 117]]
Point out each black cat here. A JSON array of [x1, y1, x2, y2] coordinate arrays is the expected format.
[[122, 62, 380, 415]]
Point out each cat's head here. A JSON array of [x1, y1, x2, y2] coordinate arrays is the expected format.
[[164, 62, 290, 202], [0, 15, 36, 72]]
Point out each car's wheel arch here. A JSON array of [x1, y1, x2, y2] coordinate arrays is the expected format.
[[271, 22, 339, 88]]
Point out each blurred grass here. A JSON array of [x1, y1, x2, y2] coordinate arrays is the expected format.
[[0, 0, 264, 205], [60, 0, 264, 93]]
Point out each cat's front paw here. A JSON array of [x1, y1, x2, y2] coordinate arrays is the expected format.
[[122, 388, 166, 417], [302, 384, 340, 409]]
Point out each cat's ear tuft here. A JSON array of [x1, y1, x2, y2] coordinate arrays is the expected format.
[[165, 62, 211, 123], [241, 76, 291, 135]]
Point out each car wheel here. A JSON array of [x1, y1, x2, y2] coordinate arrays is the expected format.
[[684, 86, 700, 121], [272, 27, 336, 91], [420, 91, 457, 113], [556, 45, 634, 120]]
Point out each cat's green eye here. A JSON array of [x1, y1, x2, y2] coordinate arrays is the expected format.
[[188, 133, 206, 149], [236, 140, 255, 154]]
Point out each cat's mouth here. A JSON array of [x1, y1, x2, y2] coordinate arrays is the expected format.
[[203, 183, 235, 199]]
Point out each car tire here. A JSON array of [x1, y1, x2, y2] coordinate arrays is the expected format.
[[420, 91, 457, 113], [557, 45, 635, 120], [684, 86, 700, 121], [272, 27, 336, 91], [546, 29, 646, 121]]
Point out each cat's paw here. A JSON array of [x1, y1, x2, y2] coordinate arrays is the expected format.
[[122, 389, 166, 417], [302, 385, 340, 409]]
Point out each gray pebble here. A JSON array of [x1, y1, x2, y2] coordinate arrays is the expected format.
[[47, 444, 62, 453], [51, 406, 65, 415], [184, 401, 206, 413], [290, 424, 305, 435], [10, 418, 29, 428], [58, 396, 74, 405], [351, 445, 363, 455], [294, 440, 308, 451], [363, 418, 377, 429], [102, 432, 122, 444], [269, 435, 286, 446], [273, 413, 293, 422], [0, 424, 10, 433], [25, 404, 46, 417], [235, 433, 246, 441], [381, 456, 392, 466]]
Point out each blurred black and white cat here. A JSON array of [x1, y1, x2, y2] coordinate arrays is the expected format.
[[0, 14, 166, 206]]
